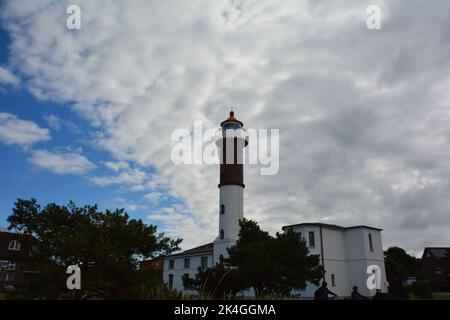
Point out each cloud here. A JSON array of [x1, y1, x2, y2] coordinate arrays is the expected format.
[[28, 149, 96, 174], [144, 191, 163, 204], [44, 114, 81, 133], [0, 66, 19, 86], [0, 112, 50, 147], [44, 114, 62, 130], [104, 160, 130, 172], [3, 0, 450, 254], [89, 168, 147, 186]]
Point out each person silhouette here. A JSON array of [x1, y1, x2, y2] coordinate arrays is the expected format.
[[314, 281, 338, 300], [351, 285, 368, 300]]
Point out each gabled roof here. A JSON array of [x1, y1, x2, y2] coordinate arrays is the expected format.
[[282, 222, 382, 231], [165, 242, 213, 258]]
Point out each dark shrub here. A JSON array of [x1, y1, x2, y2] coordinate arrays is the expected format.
[[406, 281, 433, 299]]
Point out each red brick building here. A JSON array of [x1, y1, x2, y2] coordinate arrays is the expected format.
[[140, 256, 164, 271], [0, 228, 31, 289], [422, 247, 450, 292]]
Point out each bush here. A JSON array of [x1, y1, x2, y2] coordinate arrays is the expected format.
[[406, 281, 433, 299]]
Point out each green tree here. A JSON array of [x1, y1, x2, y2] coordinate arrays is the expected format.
[[384, 246, 422, 296], [7, 198, 181, 299]]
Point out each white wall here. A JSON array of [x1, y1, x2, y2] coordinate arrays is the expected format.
[[344, 228, 388, 296], [163, 253, 213, 292], [219, 185, 243, 240], [321, 228, 351, 296]]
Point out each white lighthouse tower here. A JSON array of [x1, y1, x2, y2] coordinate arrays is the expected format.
[[213, 111, 248, 264]]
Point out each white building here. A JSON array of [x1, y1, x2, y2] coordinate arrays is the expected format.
[[163, 112, 388, 298], [163, 243, 214, 293], [282, 223, 388, 298]]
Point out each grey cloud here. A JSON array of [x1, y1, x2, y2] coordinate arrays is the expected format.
[[3, 0, 450, 255]]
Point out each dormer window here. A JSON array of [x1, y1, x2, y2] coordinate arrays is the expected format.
[[8, 240, 21, 251]]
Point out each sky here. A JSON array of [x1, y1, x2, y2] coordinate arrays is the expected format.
[[1, 0, 450, 256]]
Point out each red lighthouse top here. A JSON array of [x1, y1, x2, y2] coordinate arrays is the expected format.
[[220, 111, 243, 127]]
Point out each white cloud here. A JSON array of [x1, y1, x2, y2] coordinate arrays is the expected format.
[[0, 66, 19, 86], [28, 149, 96, 175], [4, 0, 450, 254], [144, 191, 163, 204], [104, 160, 130, 172], [44, 114, 81, 133], [0, 112, 50, 147], [89, 168, 147, 186], [44, 114, 61, 130]]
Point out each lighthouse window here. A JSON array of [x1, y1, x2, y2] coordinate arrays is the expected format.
[[220, 229, 224, 239], [331, 274, 336, 287], [220, 204, 225, 215]]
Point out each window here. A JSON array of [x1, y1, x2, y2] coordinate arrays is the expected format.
[[220, 204, 225, 215], [201, 256, 208, 269], [220, 229, 224, 239], [5, 272, 14, 282], [183, 274, 189, 289], [168, 274, 173, 290], [369, 234, 374, 252], [297, 232, 302, 241], [8, 240, 21, 251], [0, 261, 8, 270], [7, 261, 16, 271], [331, 274, 336, 287], [184, 258, 190, 269], [0, 261, 15, 271], [309, 231, 315, 248], [169, 259, 174, 269]]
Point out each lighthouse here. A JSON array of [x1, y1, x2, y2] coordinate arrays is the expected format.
[[213, 111, 248, 264]]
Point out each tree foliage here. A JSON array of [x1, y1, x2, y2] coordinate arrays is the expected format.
[[384, 246, 422, 296], [7, 198, 182, 299]]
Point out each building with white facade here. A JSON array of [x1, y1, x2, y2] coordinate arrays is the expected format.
[[162, 112, 388, 298], [282, 223, 388, 298]]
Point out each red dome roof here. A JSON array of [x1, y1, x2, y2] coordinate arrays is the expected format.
[[220, 111, 243, 127]]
